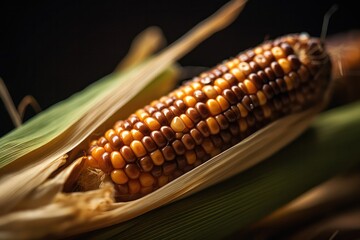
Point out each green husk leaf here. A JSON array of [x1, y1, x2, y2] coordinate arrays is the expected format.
[[0, 63, 136, 169], [87, 101, 360, 239]]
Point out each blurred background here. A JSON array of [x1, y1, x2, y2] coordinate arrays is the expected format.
[[0, 0, 359, 136]]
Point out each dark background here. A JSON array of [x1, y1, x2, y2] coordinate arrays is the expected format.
[[1, 0, 359, 137]]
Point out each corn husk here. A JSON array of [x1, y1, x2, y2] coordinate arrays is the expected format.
[[88, 100, 358, 240], [2, 0, 358, 238], [0, 1, 250, 238], [243, 170, 360, 239]]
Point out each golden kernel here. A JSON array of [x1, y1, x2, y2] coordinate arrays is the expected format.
[[175, 90, 185, 99], [271, 46, 285, 59], [111, 170, 128, 184], [105, 129, 116, 142], [144, 117, 161, 131], [110, 151, 126, 169], [150, 150, 165, 166], [237, 103, 248, 118], [206, 99, 222, 116], [254, 54, 268, 68], [216, 95, 230, 111], [139, 173, 155, 187], [206, 117, 220, 135], [230, 68, 245, 82], [254, 47, 263, 54], [90, 140, 98, 147], [213, 85, 222, 95], [256, 91, 267, 106], [226, 60, 235, 69], [185, 150, 197, 165], [114, 126, 124, 135], [238, 62, 251, 75], [180, 114, 194, 128], [278, 58, 292, 74], [135, 109, 149, 121], [120, 130, 134, 145], [183, 95, 197, 107], [232, 58, 240, 65], [244, 79, 257, 94], [131, 129, 144, 141], [130, 140, 147, 158], [171, 116, 186, 132], [104, 143, 113, 152], [92, 147, 105, 161], [86, 156, 99, 168], [214, 78, 230, 90], [183, 86, 194, 95], [191, 82, 202, 90], [202, 85, 218, 99]]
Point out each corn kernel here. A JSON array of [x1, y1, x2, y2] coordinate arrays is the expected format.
[[256, 91, 267, 106], [237, 103, 248, 117], [111, 169, 128, 184], [230, 68, 245, 81], [171, 116, 186, 132], [272, 46, 285, 59], [131, 129, 144, 140], [206, 117, 220, 135], [244, 79, 257, 94], [135, 109, 149, 121], [180, 114, 194, 129], [158, 175, 169, 187], [92, 147, 105, 161], [206, 99, 222, 115], [183, 86, 194, 95], [86, 156, 99, 168], [139, 173, 155, 187], [185, 150, 197, 165], [278, 58, 292, 74], [150, 150, 165, 166], [216, 95, 230, 111], [130, 140, 147, 158], [214, 78, 230, 90], [238, 62, 251, 75], [191, 82, 202, 90], [128, 180, 141, 194], [203, 85, 218, 99], [120, 131, 133, 145], [110, 151, 126, 168], [144, 117, 161, 131], [183, 95, 197, 107]]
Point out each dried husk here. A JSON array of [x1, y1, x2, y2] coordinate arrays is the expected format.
[[0, 0, 251, 238], [0, 99, 328, 239], [2, 1, 358, 239], [88, 100, 360, 240]]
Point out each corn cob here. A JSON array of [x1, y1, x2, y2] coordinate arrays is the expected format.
[[85, 34, 331, 201]]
